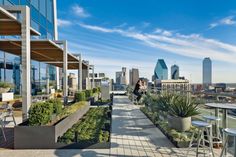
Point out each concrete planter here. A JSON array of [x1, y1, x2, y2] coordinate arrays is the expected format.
[[14, 101, 90, 149], [167, 115, 191, 132]]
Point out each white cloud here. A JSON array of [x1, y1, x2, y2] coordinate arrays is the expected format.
[[79, 23, 236, 64], [209, 16, 236, 29], [57, 19, 72, 27], [72, 4, 90, 18], [154, 28, 172, 36]]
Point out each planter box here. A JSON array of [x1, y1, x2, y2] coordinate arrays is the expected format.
[[0, 92, 14, 101], [167, 115, 191, 132], [14, 101, 90, 149]]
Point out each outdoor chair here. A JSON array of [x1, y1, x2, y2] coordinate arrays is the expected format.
[[1, 103, 16, 126], [220, 128, 236, 157], [202, 115, 222, 146], [187, 120, 215, 157], [0, 112, 6, 141]]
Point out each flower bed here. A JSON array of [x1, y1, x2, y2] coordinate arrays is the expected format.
[[140, 106, 197, 148], [57, 106, 112, 149]]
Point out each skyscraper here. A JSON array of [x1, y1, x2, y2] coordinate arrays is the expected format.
[[116, 71, 122, 84], [116, 67, 127, 85], [121, 67, 127, 85], [129, 68, 139, 86], [171, 64, 179, 80], [154, 59, 168, 80], [202, 57, 212, 87]]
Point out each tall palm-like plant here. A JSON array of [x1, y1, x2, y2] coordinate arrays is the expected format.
[[156, 93, 175, 112], [168, 95, 200, 117]]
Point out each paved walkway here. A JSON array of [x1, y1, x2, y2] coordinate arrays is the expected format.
[[110, 96, 174, 157], [0, 96, 226, 157]]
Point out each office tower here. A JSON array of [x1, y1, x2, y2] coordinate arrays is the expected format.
[[121, 67, 127, 85], [0, 0, 58, 93], [154, 59, 168, 80], [171, 64, 179, 80], [203, 57, 212, 87], [116, 71, 122, 84], [129, 68, 139, 86], [116, 67, 127, 85]]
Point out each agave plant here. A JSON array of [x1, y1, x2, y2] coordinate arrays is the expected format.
[[156, 93, 175, 112], [168, 95, 200, 117]]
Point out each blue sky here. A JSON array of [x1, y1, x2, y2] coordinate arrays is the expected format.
[[57, 0, 236, 83]]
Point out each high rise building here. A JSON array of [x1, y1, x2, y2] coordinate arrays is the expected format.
[[121, 67, 127, 85], [116, 67, 127, 85], [0, 0, 58, 93], [154, 59, 168, 80], [171, 64, 179, 80], [116, 71, 122, 84], [203, 57, 212, 87], [129, 68, 139, 86]]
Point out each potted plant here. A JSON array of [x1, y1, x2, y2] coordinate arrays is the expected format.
[[167, 95, 200, 132], [0, 82, 13, 93], [156, 93, 174, 121]]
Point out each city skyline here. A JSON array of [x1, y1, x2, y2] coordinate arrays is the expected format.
[[57, 0, 236, 83]]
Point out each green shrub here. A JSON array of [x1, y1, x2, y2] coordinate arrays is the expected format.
[[85, 90, 93, 98], [59, 101, 87, 119], [75, 92, 86, 102], [47, 99, 63, 115], [97, 87, 101, 92], [0, 82, 13, 88], [58, 107, 110, 144], [92, 88, 98, 93], [29, 101, 53, 126]]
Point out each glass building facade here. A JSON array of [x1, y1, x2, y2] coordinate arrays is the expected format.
[[0, 0, 57, 95], [171, 64, 179, 80], [202, 57, 212, 87], [154, 59, 168, 80]]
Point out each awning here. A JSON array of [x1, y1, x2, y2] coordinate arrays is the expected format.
[[0, 7, 40, 36], [0, 39, 88, 69]]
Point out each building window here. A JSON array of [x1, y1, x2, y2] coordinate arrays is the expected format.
[[31, 5, 39, 21], [46, 0, 53, 22], [39, 0, 46, 16], [19, 0, 30, 6], [31, 0, 38, 9], [31, 19, 39, 32], [4, 0, 14, 5]]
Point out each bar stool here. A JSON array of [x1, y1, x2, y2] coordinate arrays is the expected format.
[[203, 115, 222, 145], [2, 104, 16, 126], [186, 121, 215, 157], [0, 113, 6, 141], [220, 128, 236, 157]]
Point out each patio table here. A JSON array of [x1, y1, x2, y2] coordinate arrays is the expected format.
[[205, 103, 236, 156]]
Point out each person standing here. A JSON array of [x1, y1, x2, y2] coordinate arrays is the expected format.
[[133, 79, 142, 101]]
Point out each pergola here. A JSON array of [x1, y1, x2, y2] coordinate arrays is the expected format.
[[0, 6, 90, 121]]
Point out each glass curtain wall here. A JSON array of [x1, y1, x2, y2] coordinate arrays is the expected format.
[[0, 0, 57, 95]]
